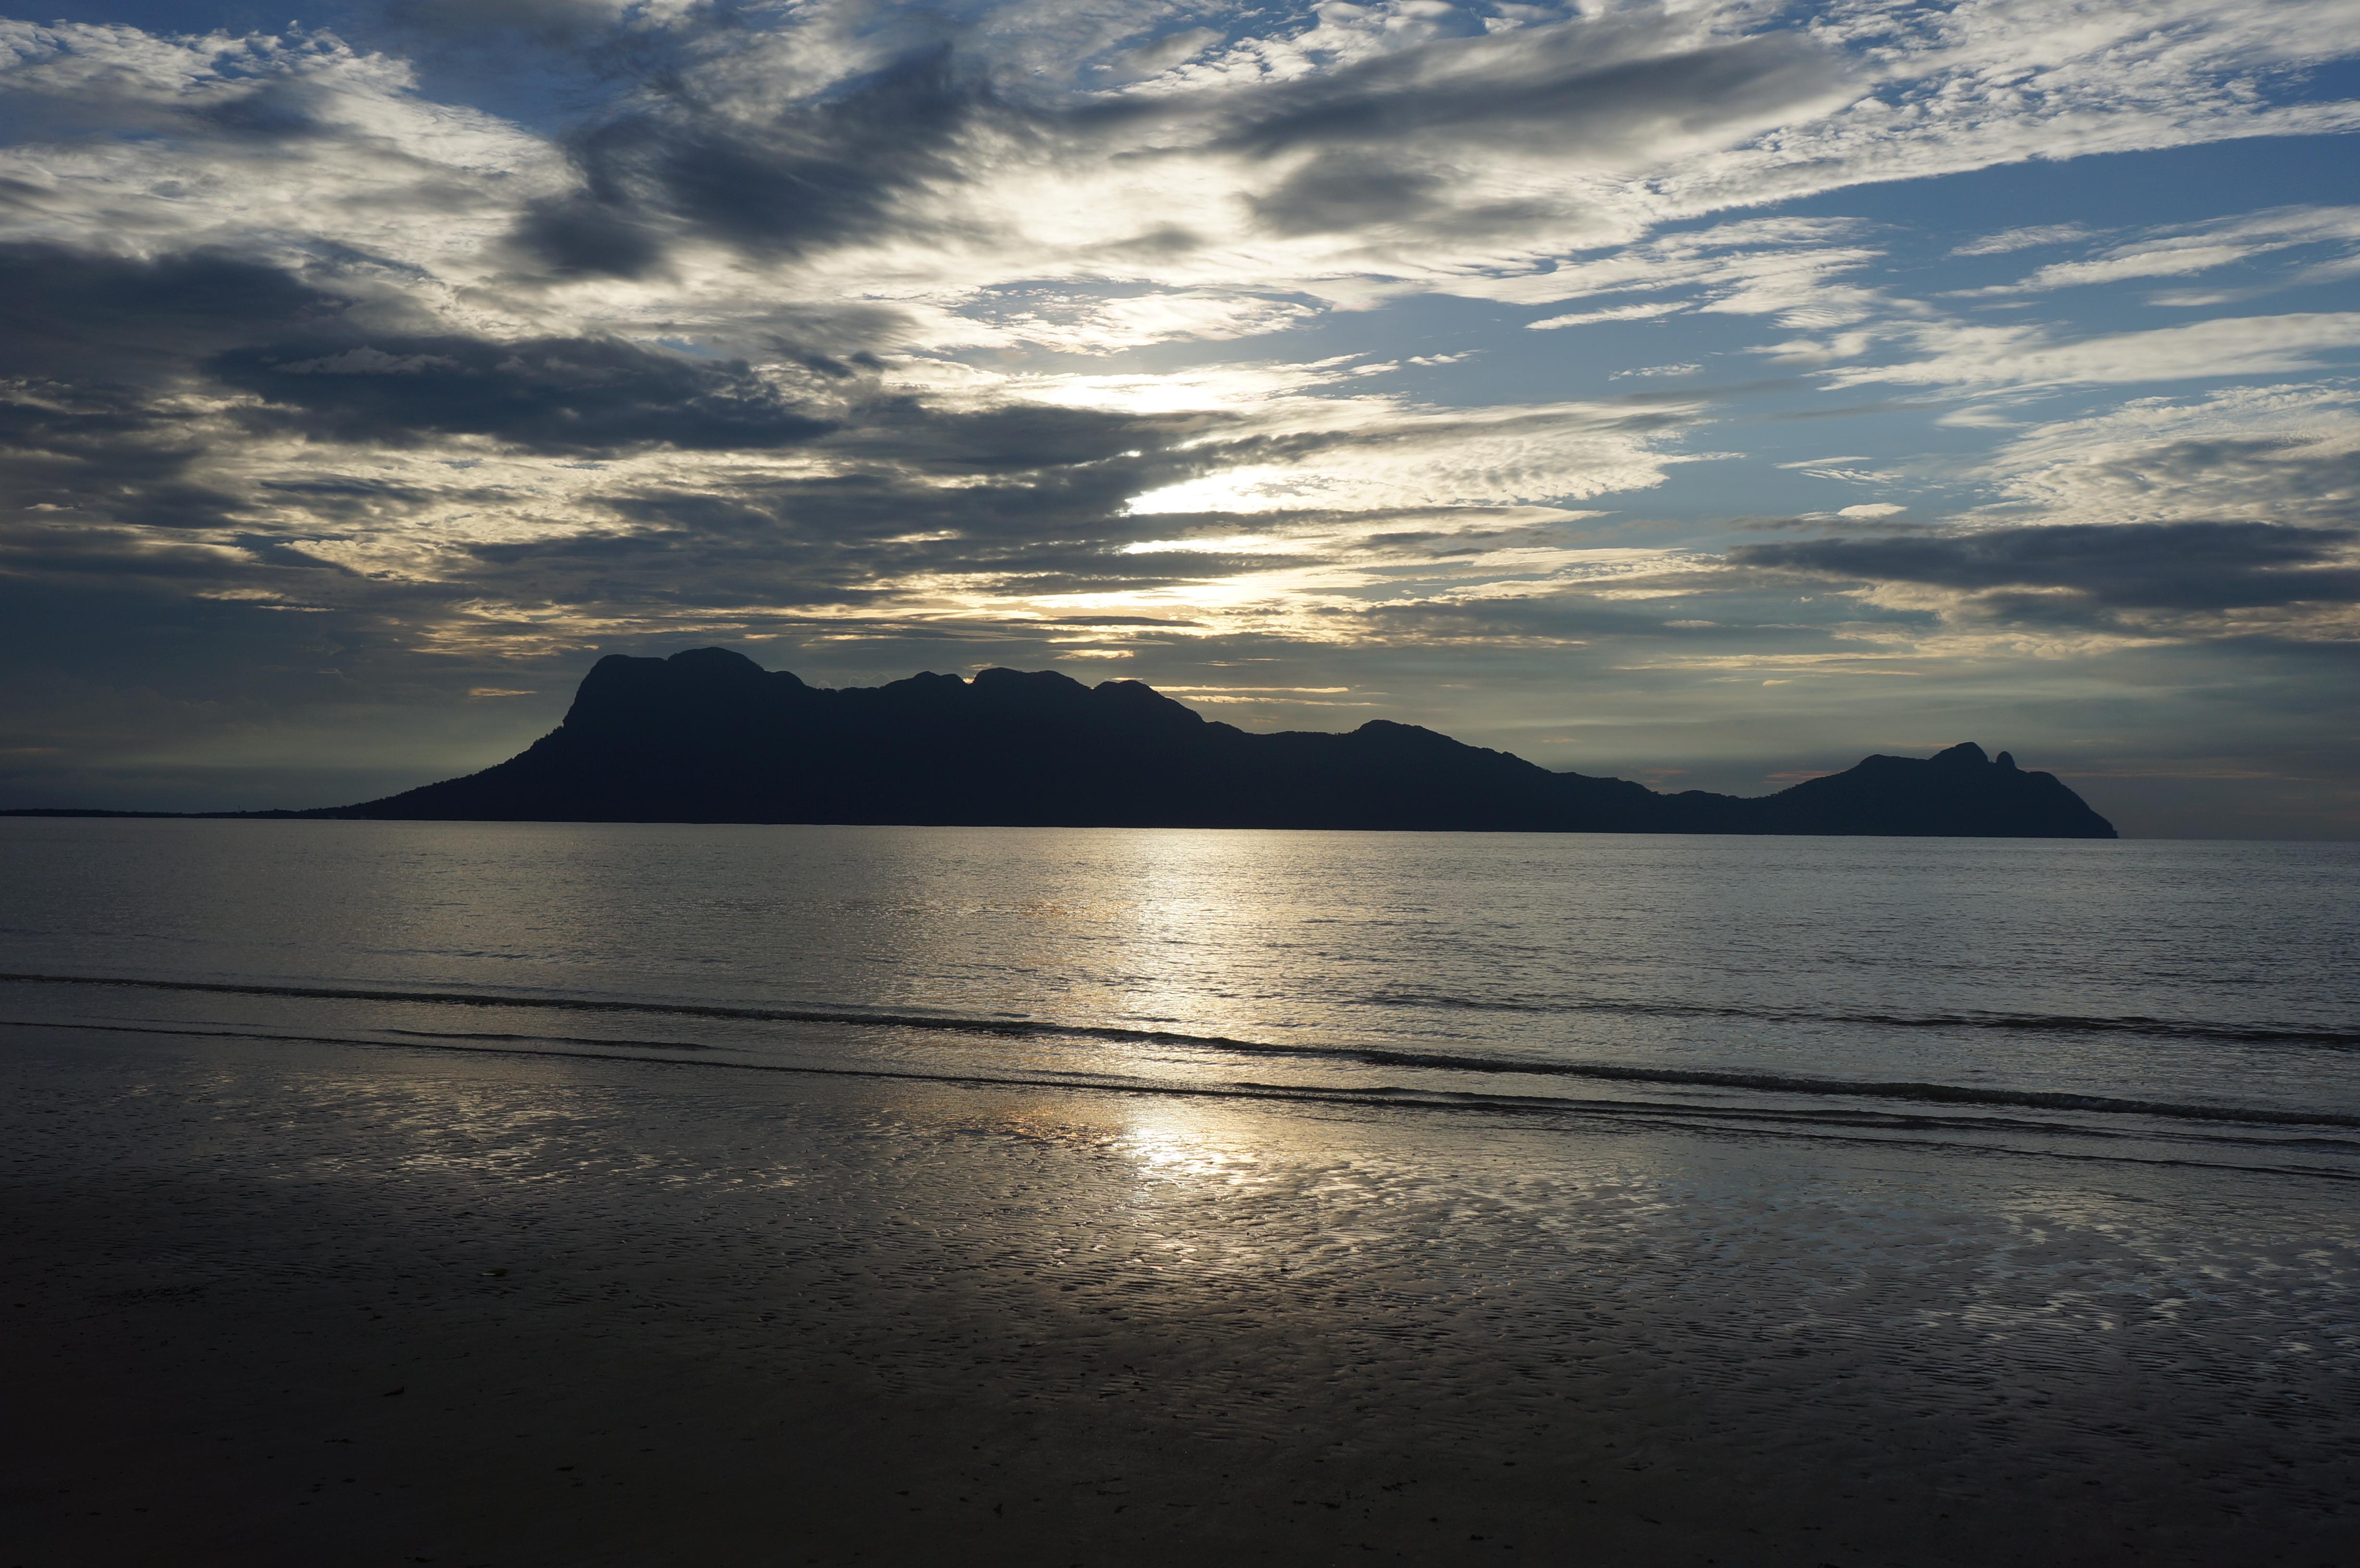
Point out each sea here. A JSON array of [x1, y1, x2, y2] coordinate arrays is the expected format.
[[5, 818, 2358, 1556], [4, 819, 2355, 1170]]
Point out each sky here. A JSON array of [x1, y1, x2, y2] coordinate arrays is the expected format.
[[2, 0, 2358, 835]]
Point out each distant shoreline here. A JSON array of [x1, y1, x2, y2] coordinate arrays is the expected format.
[[0, 807, 312, 820], [0, 807, 2127, 839]]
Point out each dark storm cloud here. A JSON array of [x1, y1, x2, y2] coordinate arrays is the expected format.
[[588, 446, 1205, 565], [1248, 152, 1447, 237], [1732, 522, 2360, 613], [507, 196, 669, 281], [0, 242, 857, 460], [387, 0, 626, 47], [0, 244, 345, 383], [0, 243, 857, 551], [195, 81, 332, 140], [0, 245, 350, 532], [211, 335, 840, 453], [824, 397, 1217, 476], [508, 48, 999, 277], [459, 505, 1272, 606], [1207, 26, 1837, 156]]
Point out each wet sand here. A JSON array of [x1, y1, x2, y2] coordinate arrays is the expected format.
[[4, 1022, 2355, 1567]]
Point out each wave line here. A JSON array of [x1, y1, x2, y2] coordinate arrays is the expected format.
[[4, 970, 2354, 1131], [4, 1016, 2353, 1183]]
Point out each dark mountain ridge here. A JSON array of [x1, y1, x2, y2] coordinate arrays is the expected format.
[[322, 648, 2116, 837]]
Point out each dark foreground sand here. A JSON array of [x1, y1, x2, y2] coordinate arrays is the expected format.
[[4, 1023, 2354, 1567]]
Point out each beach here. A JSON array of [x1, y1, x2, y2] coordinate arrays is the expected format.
[[8, 1017, 2357, 1567]]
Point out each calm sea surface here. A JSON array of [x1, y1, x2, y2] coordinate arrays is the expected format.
[[3, 819, 2355, 1172]]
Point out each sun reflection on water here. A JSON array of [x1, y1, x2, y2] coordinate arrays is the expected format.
[[1114, 1105, 1264, 1188]]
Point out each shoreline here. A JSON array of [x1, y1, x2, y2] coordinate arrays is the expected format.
[[0, 807, 2124, 842], [7, 1022, 2357, 1565]]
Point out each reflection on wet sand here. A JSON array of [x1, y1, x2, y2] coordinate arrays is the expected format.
[[6, 1021, 2358, 1564]]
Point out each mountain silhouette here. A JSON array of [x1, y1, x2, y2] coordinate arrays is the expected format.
[[324, 648, 2116, 837]]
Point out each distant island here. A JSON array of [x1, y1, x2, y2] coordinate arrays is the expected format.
[[8, 648, 2116, 836]]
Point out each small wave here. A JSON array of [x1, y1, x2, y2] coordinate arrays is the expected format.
[[6, 969, 2356, 1132], [1362, 988, 2360, 1049], [382, 1028, 716, 1051], [5, 1016, 2355, 1183], [0, 969, 1241, 1044]]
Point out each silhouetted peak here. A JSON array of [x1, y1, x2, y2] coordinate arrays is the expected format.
[[972, 666, 1087, 694], [1929, 742, 1990, 768], [967, 666, 1107, 721], [1995, 750, 2017, 771], [1352, 719, 1466, 751], [665, 647, 770, 679]]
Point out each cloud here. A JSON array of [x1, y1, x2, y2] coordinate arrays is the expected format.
[[0, 23, 564, 285], [0, 242, 345, 383], [1529, 301, 1690, 331], [462, 4, 1862, 296], [1951, 224, 2104, 257], [0, 228, 1704, 662], [1101, 27, 1226, 84], [1968, 206, 2360, 296], [1124, 396, 1702, 515], [386, 0, 639, 48], [1831, 314, 2360, 392], [0, 244, 355, 535], [4, 1, 2352, 345], [1732, 522, 2360, 639], [212, 334, 843, 453], [1197, 19, 1842, 161], [1978, 385, 2360, 527], [1443, 218, 1882, 318], [511, 46, 998, 275], [960, 289, 1317, 353]]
